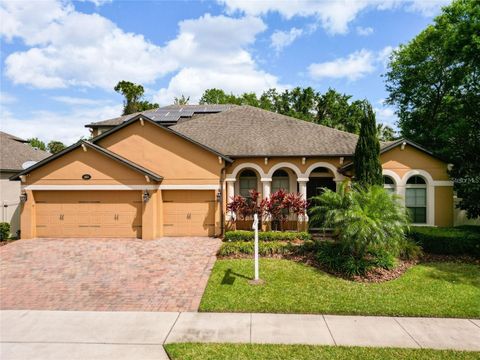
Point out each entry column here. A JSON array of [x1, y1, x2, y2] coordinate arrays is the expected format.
[[297, 178, 309, 228], [225, 179, 235, 221]]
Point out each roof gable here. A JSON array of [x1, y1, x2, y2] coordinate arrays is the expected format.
[[91, 114, 232, 162], [10, 140, 162, 181]]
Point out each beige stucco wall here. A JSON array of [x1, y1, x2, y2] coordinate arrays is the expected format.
[[24, 147, 151, 186], [0, 172, 21, 236], [381, 145, 450, 181], [98, 121, 223, 185]]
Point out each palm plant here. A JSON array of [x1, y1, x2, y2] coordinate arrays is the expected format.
[[310, 182, 410, 258]]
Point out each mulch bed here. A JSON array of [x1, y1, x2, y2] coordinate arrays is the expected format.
[[217, 246, 479, 283]]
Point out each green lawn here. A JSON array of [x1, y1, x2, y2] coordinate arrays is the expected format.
[[199, 259, 480, 318], [165, 343, 479, 360]]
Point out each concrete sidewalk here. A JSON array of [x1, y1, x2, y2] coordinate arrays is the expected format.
[[1, 310, 479, 359]]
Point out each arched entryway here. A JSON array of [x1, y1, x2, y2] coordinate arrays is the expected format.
[[306, 166, 336, 201]]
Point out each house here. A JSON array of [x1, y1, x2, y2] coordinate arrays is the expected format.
[[12, 105, 454, 240], [0, 132, 50, 236]]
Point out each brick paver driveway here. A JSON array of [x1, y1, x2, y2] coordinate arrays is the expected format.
[[0, 237, 221, 312]]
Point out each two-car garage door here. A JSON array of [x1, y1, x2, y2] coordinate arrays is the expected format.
[[34, 190, 216, 238], [35, 191, 142, 238]]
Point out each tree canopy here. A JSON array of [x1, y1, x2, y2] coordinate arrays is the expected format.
[[199, 87, 396, 141], [47, 140, 66, 154], [114, 80, 159, 115], [27, 138, 46, 151], [353, 101, 383, 187], [385, 0, 480, 217]]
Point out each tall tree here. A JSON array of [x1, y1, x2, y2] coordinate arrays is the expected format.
[[27, 138, 46, 151], [114, 81, 159, 115], [199, 88, 238, 104], [353, 102, 383, 187], [315, 89, 363, 133], [47, 140, 66, 154], [376, 124, 397, 141], [385, 0, 480, 217], [174, 94, 190, 105]]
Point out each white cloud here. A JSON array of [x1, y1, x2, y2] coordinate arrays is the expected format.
[[153, 14, 283, 104], [356, 26, 373, 36], [1, 0, 177, 89], [219, 0, 370, 35], [374, 106, 398, 127], [308, 49, 375, 81], [271, 27, 303, 52], [1, 104, 122, 145], [219, 0, 450, 35], [1, 2, 281, 105], [308, 46, 394, 81]]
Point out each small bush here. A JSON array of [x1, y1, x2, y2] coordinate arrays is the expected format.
[[218, 241, 294, 257], [408, 226, 480, 257], [0, 222, 10, 240], [224, 231, 311, 242], [316, 242, 398, 277], [398, 238, 423, 260]]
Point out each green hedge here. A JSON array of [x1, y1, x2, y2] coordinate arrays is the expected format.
[[224, 230, 311, 242], [218, 241, 295, 256], [408, 226, 480, 257], [0, 222, 10, 240]]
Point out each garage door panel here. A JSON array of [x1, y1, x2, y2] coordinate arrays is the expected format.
[[162, 190, 216, 237], [34, 191, 142, 238]]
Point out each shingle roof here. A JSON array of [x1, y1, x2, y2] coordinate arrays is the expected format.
[[171, 105, 361, 157], [0, 131, 50, 172], [85, 104, 237, 128]]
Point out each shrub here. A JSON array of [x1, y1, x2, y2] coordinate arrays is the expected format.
[[261, 190, 308, 231], [218, 241, 294, 257], [224, 230, 311, 242], [310, 182, 410, 258], [316, 242, 397, 277], [408, 226, 480, 257], [0, 222, 10, 240], [398, 238, 423, 260]]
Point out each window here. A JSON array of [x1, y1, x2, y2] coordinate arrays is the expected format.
[[239, 170, 257, 197], [406, 176, 427, 223], [383, 175, 396, 194], [272, 169, 289, 193]]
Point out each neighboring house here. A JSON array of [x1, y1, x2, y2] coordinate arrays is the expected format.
[[12, 105, 455, 240], [0, 132, 49, 236]]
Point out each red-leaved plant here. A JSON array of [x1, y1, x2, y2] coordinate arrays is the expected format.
[[227, 189, 262, 220], [261, 190, 308, 230]]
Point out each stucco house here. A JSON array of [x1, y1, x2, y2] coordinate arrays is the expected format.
[[1, 131, 49, 236], [12, 105, 454, 240]]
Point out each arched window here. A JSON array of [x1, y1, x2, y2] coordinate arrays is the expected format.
[[383, 176, 396, 193], [406, 176, 427, 224], [239, 169, 257, 197], [272, 169, 290, 193]]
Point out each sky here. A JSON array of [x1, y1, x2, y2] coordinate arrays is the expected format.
[[0, 0, 451, 145]]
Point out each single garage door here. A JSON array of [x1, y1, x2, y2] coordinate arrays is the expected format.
[[35, 191, 142, 238], [163, 190, 215, 237]]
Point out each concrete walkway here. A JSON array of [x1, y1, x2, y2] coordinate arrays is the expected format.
[[1, 310, 479, 359]]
